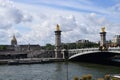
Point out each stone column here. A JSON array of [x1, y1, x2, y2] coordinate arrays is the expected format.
[[99, 27, 107, 50], [62, 49, 69, 60], [54, 24, 62, 58], [100, 32, 106, 47]]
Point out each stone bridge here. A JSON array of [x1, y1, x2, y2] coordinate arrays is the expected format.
[[68, 47, 120, 62]]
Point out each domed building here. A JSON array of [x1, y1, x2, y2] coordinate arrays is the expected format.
[[0, 35, 41, 59], [11, 35, 17, 46]]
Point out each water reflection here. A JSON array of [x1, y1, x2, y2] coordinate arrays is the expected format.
[[0, 62, 119, 80]]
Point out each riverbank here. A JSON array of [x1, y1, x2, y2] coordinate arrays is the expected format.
[[0, 58, 119, 67], [0, 58, 65, 65]]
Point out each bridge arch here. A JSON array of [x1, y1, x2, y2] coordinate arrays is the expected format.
[[69, 51, 120, 63], [69, 51, 101, 59]]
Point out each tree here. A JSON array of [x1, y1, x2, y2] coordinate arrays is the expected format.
[[45, 43, 55, 50], [0, 45, 7, 50]]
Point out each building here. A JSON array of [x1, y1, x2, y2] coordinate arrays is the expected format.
[[76, 39, 90, 44], [11, 35, 17, 46], [0, 35, 41, 59], [111, 35, 120, 47]]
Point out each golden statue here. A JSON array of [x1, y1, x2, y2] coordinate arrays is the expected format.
[[101, 27, 105, 32], [56, 24, 60, 31]]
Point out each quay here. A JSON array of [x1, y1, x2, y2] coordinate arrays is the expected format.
[[0, 58, 65, 65]]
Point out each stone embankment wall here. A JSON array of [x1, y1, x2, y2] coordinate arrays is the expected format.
[[0, 49, 56, 59], [0, 50, 27, 59], [27, 50, 55, 58]]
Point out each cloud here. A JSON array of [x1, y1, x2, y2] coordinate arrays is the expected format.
[[110, 3, 120, 16], [0, 0, 32, 29], [0, 0, 33, 44], [0, 29, 10, 44], [22, 0, 108, 14], [0, 0, 120, 45], [19, 12, 112, 45]]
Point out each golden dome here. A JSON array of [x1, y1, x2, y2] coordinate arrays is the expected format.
[[11, 35, 17, 46]]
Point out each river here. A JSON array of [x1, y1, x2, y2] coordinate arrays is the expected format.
[[0, 62, 119, 80]]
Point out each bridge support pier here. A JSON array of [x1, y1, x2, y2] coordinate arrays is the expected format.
[[54, 24, 62, 58], [99, 27, 108, 51], [62, 49, 69, 60]]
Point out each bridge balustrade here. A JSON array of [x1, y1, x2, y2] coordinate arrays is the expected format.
[[68, 47, 120, 59], [68, 48, 99, 57], [108, 47, 120, 51]]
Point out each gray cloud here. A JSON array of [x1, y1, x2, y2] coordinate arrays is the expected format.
[[0, 0, 120, 45], [0, 0, 33, 44], [0, 0, 33, 29]]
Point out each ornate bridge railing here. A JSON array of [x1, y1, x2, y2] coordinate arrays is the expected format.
[[68, 47, 120, 57], [68, 48, 99, 57]]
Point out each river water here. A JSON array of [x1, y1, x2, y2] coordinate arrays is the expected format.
[[0, 62, 119, 80]]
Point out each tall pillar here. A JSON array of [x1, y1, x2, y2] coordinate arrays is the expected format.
[[99, 27, 107, 51], [54, 24, 62, 58]]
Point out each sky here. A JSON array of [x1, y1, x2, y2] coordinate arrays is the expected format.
[[0, 0, 120, 45]]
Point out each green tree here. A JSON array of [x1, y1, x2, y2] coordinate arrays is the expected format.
[[0, 45, 7, 50], [45, 43, 55, 50]]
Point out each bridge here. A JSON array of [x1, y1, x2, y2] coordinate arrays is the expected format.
[[67, 47, 120, 62], [53, 24, 120, 65]]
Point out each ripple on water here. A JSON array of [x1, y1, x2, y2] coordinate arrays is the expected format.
[[0, 62, 119, 80]]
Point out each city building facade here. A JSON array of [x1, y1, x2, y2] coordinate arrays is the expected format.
[[111, 35, 120, 47], [76, 39, 90, 44]]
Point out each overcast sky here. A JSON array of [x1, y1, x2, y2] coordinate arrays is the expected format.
[[0, 0, 120, 45]]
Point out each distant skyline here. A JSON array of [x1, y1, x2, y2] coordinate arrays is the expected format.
[[0, 0, 120, 45]]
